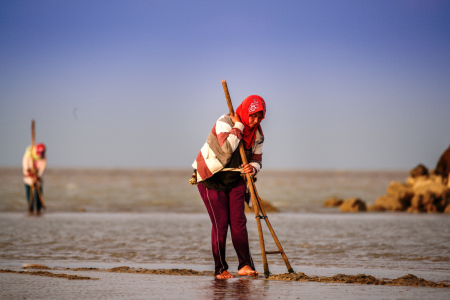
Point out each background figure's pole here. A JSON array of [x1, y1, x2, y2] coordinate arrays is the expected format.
[[29, 120, 36, 212], [31, 120, 35, 149], [30, 120, 46, 211], [222, 79, 270, 277]]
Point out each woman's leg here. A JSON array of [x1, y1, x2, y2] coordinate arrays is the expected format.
[[24, 184, 33, 213], [36, 185, 43, 213], [228, 180, 255, 272], [198, 183, 230, 276]]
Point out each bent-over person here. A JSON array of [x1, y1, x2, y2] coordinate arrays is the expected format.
[[192, 95, 266, 279]]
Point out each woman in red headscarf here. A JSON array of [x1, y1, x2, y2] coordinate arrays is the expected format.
[[192, 95, 266, 279]]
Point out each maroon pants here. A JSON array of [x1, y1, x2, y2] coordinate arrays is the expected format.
[[198, 181, 255, 276]]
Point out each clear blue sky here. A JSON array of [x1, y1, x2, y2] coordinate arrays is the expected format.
[[1, 0, 449, 170]]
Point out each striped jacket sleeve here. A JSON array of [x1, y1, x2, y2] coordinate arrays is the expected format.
[[192, 114, 244, 182]]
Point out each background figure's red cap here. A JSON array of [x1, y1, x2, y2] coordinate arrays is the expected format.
[[35, 143, 46, 158]]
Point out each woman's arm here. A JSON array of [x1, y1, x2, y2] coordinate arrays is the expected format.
[[37, 159, 46, 178], [214, 114, 244, 154]]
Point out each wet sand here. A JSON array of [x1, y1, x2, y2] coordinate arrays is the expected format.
[[1, 166, 449, 300], [1, 264, 449, 300], [1, 212, 450, 299]]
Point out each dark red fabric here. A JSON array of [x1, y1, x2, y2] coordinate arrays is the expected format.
[[197, 181, 255, 275], [251, 153, 262, 162], [235, 95, 266, 148]]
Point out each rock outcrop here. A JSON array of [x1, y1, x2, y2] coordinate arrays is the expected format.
[[407, 175, 450, 213], [339, 198, 367, 212], [372, 181, 413, 211], [326, 146, 450, 214], [325, 161, 450, 214], [323, 197, 343, 207], [434, 144, 450, 183], [372, 164, 450, 213], [409, 164, 429, 178], [244, 198, 278, 213]]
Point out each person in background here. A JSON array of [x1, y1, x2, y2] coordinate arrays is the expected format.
[[192, 95, 266, 279], [22, 143, 46, 215]]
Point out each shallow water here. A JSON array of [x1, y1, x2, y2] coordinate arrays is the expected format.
[[1, 167, 449, 299], [0, 168, 407, 212], [1, 212, 449, 284]]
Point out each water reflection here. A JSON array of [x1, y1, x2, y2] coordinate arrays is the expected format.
[[210, 277, 269, 300], [1, 213, 449, 283]]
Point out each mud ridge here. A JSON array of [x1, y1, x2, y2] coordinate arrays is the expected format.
[[2, 265, 449, 288], [268, 272, 450, 288], [0, 269, 98, 280]]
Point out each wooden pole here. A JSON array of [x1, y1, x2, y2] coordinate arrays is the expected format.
[[29, 120, 46, 211], [222, 79, 270, 277], [31, 120, 35, 149], [221, 80, 294, 277], [28, 120, 36, 212], [250, 179, 294, 273]]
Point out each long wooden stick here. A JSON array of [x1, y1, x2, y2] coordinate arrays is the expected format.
[[29, 120, 46, 211], [222, 80, 270, 277], [221, 80, 294, 277], [29, 120, 36, 212], [249, 178, 294, 273], [31, 120, 36, 149]]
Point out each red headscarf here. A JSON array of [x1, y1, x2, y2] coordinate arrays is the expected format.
[[235, 95, 266, 149]]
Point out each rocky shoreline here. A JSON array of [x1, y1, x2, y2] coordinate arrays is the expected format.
[[325, 163, 450, 213]]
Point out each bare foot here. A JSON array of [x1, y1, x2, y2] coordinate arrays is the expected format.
[[238, 265, 258, 277], [215, 270, 234, 279]]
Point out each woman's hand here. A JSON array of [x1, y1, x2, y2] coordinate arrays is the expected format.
[[230, 113, 241, 124], [240, 164, 255, 175]]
